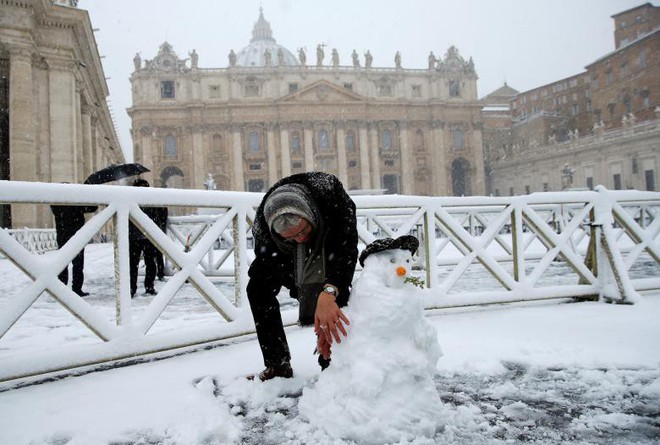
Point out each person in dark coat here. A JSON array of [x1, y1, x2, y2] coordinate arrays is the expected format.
[[151, 205, 168, 280], [129, 178, 161, 297], [50, 203, 98, 296], [247, 172, 358, 381]]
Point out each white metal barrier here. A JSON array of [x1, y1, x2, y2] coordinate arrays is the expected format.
[[0, 180, 658, 383]]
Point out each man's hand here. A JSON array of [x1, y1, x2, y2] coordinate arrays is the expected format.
[[314, 291, 350, 355]]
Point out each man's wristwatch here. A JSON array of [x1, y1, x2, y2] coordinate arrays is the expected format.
[[322, 285, 338, 297]]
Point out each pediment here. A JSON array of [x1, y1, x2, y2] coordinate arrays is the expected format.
[[279, 80, 365, 103]]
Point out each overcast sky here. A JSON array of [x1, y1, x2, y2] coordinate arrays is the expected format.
[[79, 0, 653, 161]]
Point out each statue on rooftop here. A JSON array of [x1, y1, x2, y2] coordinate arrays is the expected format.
[[228, 50, 237, 67], [133, 52, 141, 71], [352, 49, 360, 68], [394, 51, 401, 68], [332, 48, 339, 67], [365, 50, 373, 68], [189, 49, 198, 69], [298, 47, 307, 65], [316, 44, 325, 66]]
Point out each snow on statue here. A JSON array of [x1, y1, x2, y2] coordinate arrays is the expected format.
[[299, 235, 443, 443]]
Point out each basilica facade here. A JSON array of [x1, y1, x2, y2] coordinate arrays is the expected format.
[[129, 9, 485, 197]]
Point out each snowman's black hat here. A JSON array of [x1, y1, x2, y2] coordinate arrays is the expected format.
[[359, 235, 419, 267]]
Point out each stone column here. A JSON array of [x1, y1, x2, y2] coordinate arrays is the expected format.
[[368, 123, 379, 189], [81, 104, 93, 179], [471, 121, 486, 195], [280, 127, 291, 178], [191, 126, 205, 189], [303, 126, 314, 171], [399, 123, 413, 194], [48, 58, 78, 183], [359, 124, 372, 189], [430, 122, 448, 196], [336, 125, 348, 185], [8, 46, 36, 227], [266, 124, 278, 185], [231, 127, 244, 190]]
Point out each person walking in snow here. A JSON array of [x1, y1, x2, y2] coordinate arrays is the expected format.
[[51, 201, 98, 297], [247, 172, 358, 381], [129, 178, 162, 297]]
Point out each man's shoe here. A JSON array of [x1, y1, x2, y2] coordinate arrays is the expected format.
[[74, 289, 89, 297], [145, 287, 157, 295], [247, 363, 293, 381]]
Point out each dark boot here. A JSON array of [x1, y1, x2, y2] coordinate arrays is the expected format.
[[247, 363, 293, 381]]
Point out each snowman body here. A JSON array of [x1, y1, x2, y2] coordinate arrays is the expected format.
[[299, 248, 443, 443]]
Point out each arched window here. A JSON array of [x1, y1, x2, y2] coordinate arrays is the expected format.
[[345, 130, 356, 151], [248, 131, 260, 152], [290, 131, 301, 153], [451, 158, 471, 196], [318, 129, 329, 150], [164, 135, 177, 157], [382, 129, 392, 150]]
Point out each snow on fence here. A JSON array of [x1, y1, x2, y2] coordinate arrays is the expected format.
[[0, 180, 658, 383]]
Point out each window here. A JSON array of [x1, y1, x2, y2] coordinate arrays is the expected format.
[[288, 83, 298, 93], [632, 158, 638, 174], [317, 129, 329, 149], [381, 129, 392, 150], [290, 131, 301, 153], [209, 85, 220, 98], [343, 83, 353, 91], [494, 189, 500, 196], [382, 174, 399, 194], [543, 182, 549, 192], [247, 179, 264, 192], [586, 177, 594, 190], [620, 61, 628, 78], [572, 104, 579, 115], [645, 170, 655, 191], [378, 84, 392, 96], [384, 160, 394, 167], [292, 161, 303, 169], [249, 163, 262, 171], [641, 90, 650, 108], [160, 81, 175, 99], [449, 80, 460, 97], [348, 160, 357, 168], [624, 96, 631, 113], [613, 173, 622, 190], [345, 130, 356, 151], [164, 135, 176, 157], [525, 185, 530, 194], [248, 131, 260, 152], [639, 49, 648, 69], [452, 128, 464, 149], [412, 84, 421, 98]]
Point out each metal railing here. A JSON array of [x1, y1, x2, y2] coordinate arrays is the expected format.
[[0, 180, 657, 383]]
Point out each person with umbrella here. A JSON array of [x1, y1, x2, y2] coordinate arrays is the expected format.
[[129, 178, 163, 297], [50, 194, 98, 297]]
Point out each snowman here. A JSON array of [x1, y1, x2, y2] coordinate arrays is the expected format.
[[299, 235, 443, 444]]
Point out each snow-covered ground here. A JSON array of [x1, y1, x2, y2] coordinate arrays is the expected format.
[[0, 244, 659, 444]]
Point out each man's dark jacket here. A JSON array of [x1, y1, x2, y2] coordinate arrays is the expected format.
[[51, 205, 98, 245], [247, 172, 358, 367]]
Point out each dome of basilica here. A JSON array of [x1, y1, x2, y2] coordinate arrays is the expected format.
[[235, 8, 299, 67]]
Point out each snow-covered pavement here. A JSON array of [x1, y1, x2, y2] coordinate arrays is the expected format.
[[0, 244, 659, 444]]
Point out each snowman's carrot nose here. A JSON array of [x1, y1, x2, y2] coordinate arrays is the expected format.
[[396, 266, 407, 276]]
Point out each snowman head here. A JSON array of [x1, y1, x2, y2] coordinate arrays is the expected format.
[[364, 248, 414, 288], [359, 235, 419, 289]]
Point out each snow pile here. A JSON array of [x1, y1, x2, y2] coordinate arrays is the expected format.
[[299, 248, 443, 443]]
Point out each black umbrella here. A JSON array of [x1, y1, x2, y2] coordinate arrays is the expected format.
[[85, 163, 150, 185]]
